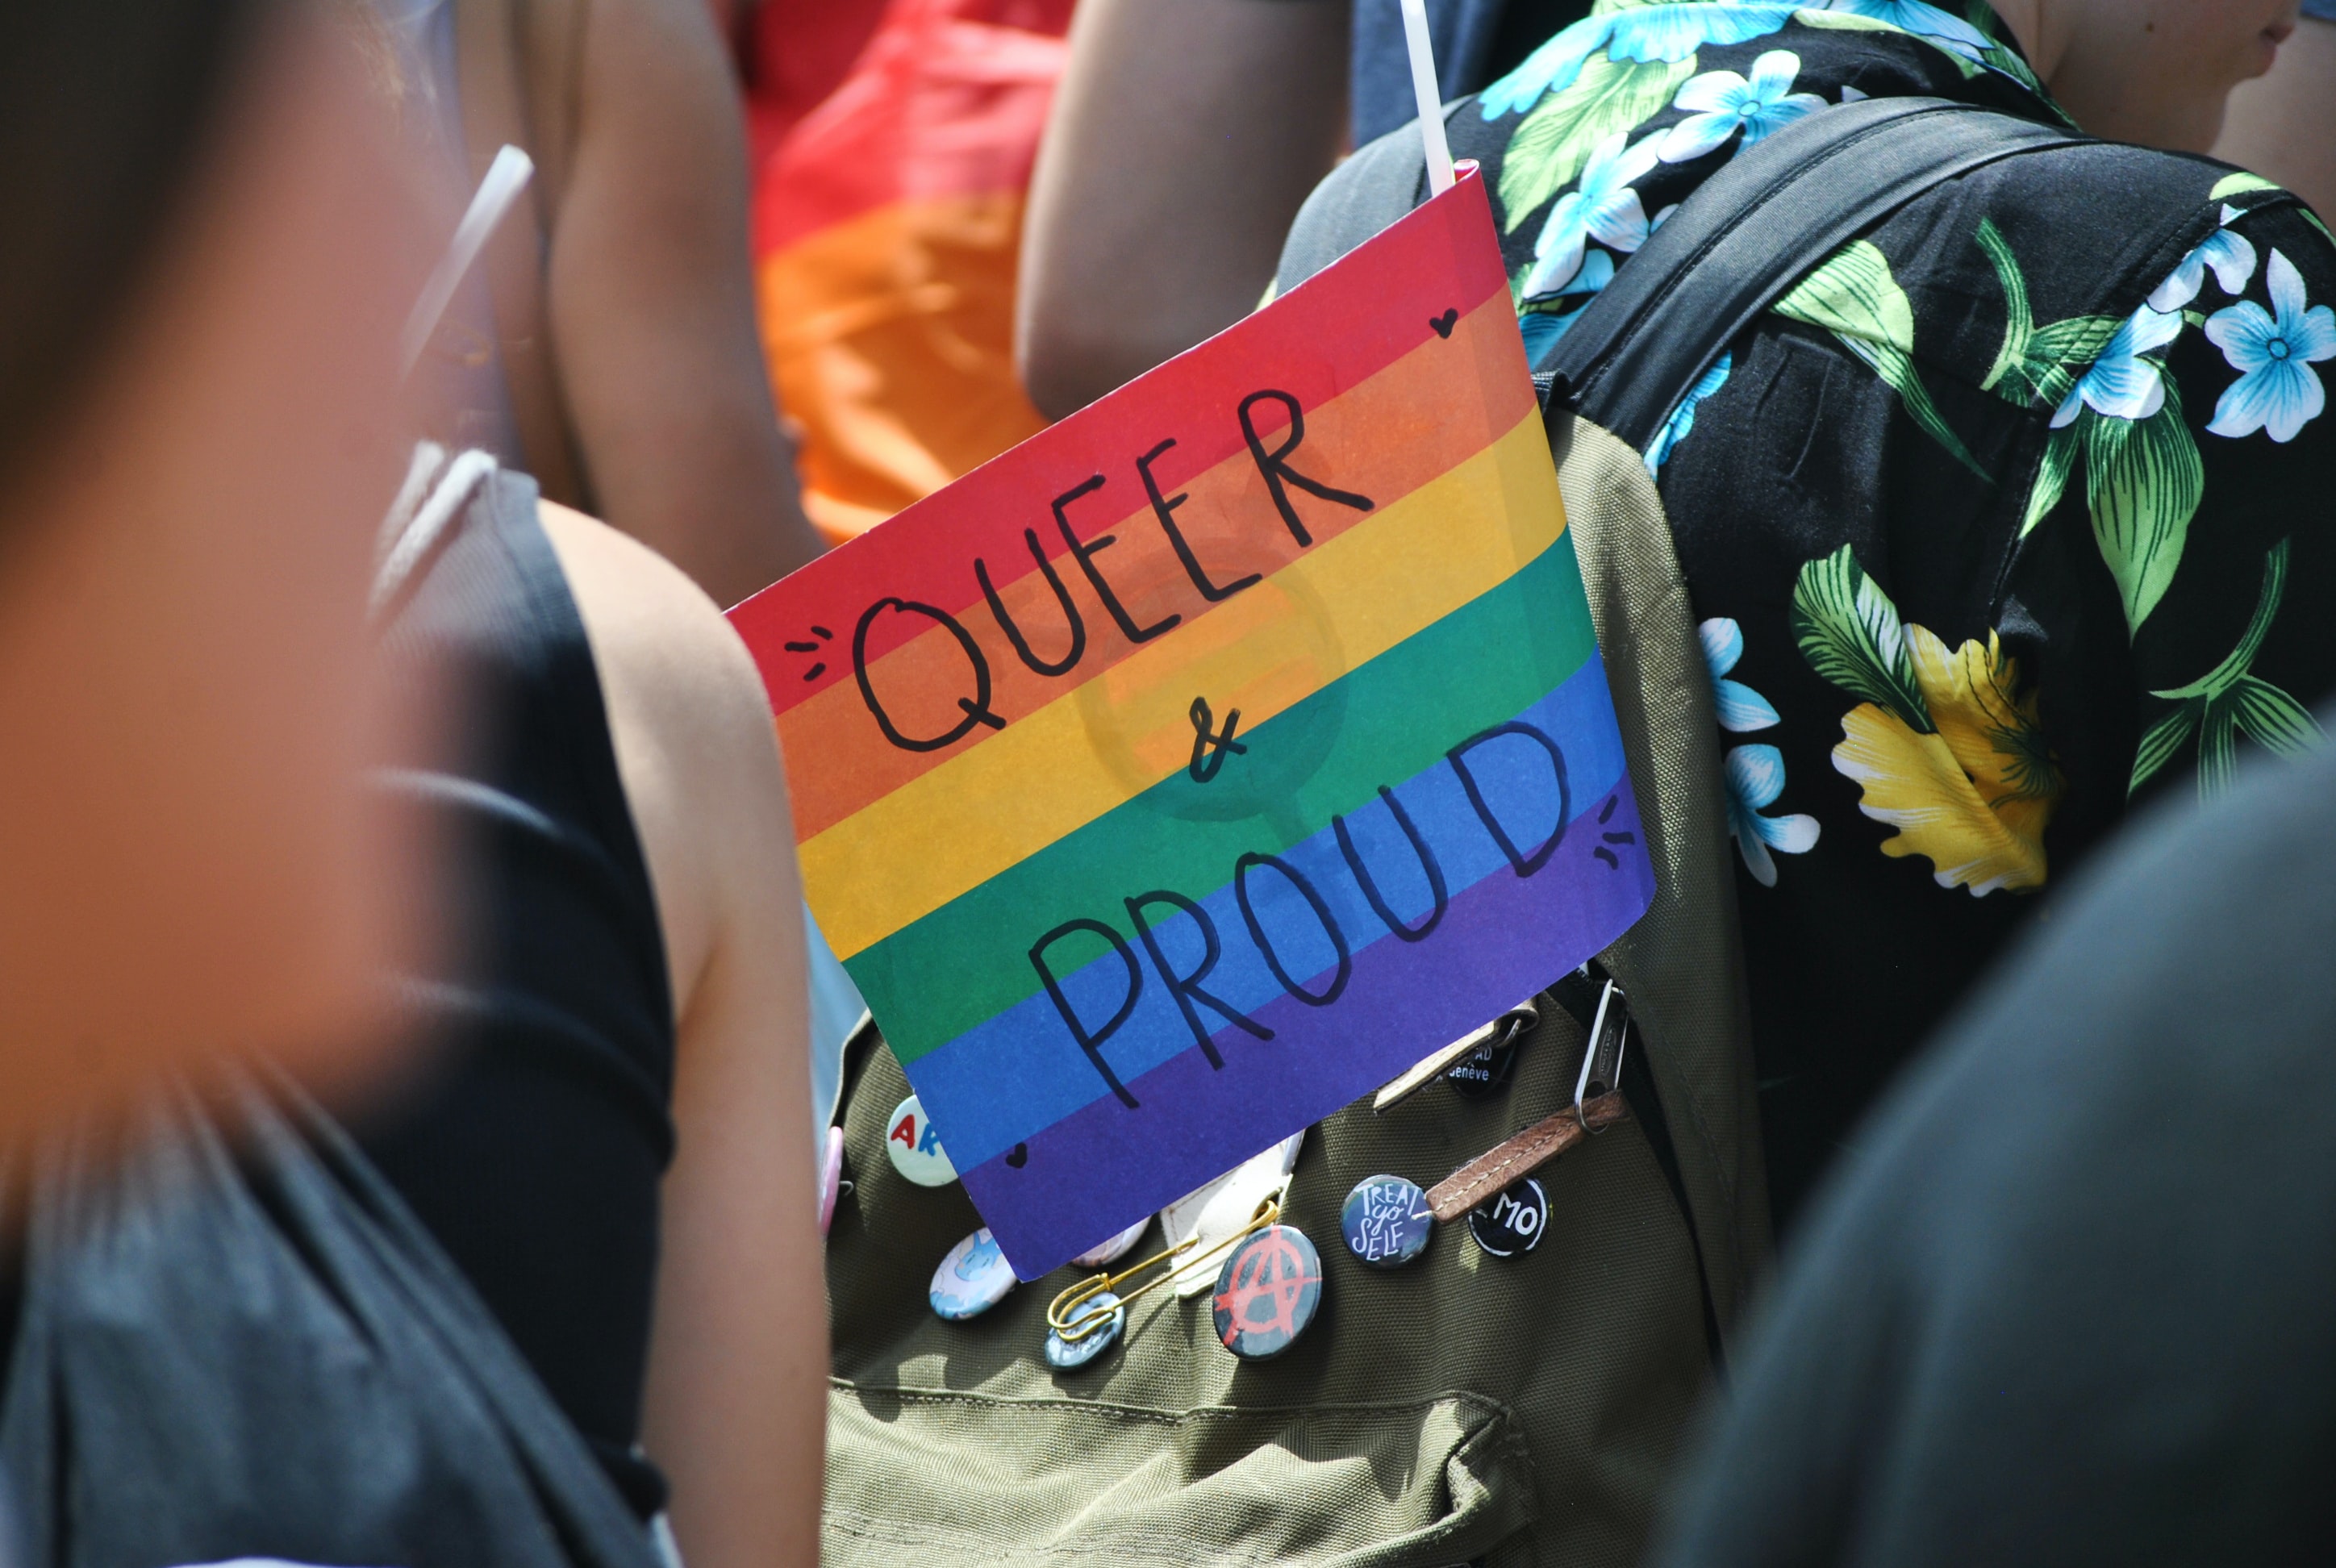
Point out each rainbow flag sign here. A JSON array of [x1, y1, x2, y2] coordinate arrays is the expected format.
[[732, 168, 1654, 1278]]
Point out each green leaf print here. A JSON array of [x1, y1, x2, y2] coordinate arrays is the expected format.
[[2232, 676, 2322, 753], [1791, 545, 1933, 733], [2132, 539, 2327, 799], [1972, 223, 2131, 412], [2209, 172, 2281, 202], [1792, 7, 1893, 30], [2025, 314, 2125, 401], [2081, 390, 2204, 634], [2022, 420, 2077, 536], [2028, 315, 2126, 364], [1972, 34, 2050, 99], [2196, 700, 2240, 798], [1793, 7, 1978, 77], [1499, 52, 1696, 235], [1975, 219, 2034, 397], [2155, 540, 2290, 704], [2131, 705, 2194, 792], [1775, 241, 1991, 480]]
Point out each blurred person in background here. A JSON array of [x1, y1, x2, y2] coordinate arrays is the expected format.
[[382, 0, 823, 608], [1653, 722, 2336, 1567], [343, 7, 831, 1558], [0, 0, 432, 1148], [1016, 0, 1595, 419], [738, 0, 1074, 543], [2216, 0, 2336, 222]]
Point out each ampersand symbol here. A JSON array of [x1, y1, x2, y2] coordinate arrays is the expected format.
[[1187, 695, 1249, 782]]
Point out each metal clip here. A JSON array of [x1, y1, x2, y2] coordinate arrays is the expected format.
[[1372, 998, 1539, 1112], [1572, 978, 1629, 1134], [1047, 1197, 1282, 1344]]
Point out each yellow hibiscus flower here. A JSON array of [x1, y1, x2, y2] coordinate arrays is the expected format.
[[1793, 547, 2063, 896]]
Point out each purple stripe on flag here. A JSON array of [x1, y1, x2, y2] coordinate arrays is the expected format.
[[963, 785, 1654, 1278]]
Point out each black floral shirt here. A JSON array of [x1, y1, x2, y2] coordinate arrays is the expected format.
[[1444, 0, 2336, 1225]]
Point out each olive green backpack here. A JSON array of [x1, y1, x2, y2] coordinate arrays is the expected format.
[[819, 98, 2080, 1567]]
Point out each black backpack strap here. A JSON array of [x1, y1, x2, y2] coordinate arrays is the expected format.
[[1545, 96, 2088, 445]]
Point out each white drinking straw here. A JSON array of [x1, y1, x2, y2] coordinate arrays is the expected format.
[[1399, 0, 1457, 195], [399, 144, 536, 377]]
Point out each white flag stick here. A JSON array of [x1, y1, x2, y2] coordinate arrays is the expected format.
[[399, 144, 536, 377], [1399, 0, 1456, 195]]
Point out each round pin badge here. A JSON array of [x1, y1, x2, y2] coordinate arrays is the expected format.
[[1070, 1219, 1149, 1270], [1445, 1018, 1526, 1099], [883, 1093, 957, 1187], [1341, 1174, 1433, 1269], [1211, 1224, 1324, 1360], [1044, 1291, 1126, 1371], [818, 1125, 845, 1237], [929, 1227, 1016, 1320], [1467, 1177, 1549, 1259]]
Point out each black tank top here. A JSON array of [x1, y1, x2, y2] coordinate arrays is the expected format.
[[360, 457, 676, 1517]]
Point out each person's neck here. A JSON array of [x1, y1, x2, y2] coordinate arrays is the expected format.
[[1984, 0, 2230, 152]]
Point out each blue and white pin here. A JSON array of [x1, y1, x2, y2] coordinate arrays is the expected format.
[[931, 1227, 1016, 1320], [1044, 1291, 1126, 1370]]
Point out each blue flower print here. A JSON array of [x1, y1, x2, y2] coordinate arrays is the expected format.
[[1604, 2, 1800, 65], [2051, 302, 2184, 427], [1724, 744, 1821, 888], [1478, 15, 1607, 119], [1703, 617, 1812, 885], [1525, 244, 1614, 310], [1519, 249, 1613, 361], [1478, 4, 1799, 119], [1700, 614, 1779, 732], [1647, 352, 1733, 473], [1519, 310, 1573, 364], [2205, 248, 2336, 444], [1815, 0, 1993, 65], [1524, 131, 1660, 297], [2148, 206, 2258, 313], [1658, 51, 1828, 164]]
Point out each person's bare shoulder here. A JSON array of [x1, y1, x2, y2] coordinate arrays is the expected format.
[[536, 499, 795, 1009]]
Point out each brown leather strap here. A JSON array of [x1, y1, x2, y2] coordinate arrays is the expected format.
[[1426, 1093, 1631, 1223], [453, 0, 594, 510]]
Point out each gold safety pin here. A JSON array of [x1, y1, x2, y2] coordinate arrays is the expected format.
[[1047, 1198, 1282, 1344]]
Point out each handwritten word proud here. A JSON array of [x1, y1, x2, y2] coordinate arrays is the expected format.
[[1028, 721, 1574, 1108]]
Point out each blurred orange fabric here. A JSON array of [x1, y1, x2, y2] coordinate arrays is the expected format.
[[749, 0, 1075, 543]]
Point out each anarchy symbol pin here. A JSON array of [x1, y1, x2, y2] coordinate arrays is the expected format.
[[1212, 1223, 1324, 1359]]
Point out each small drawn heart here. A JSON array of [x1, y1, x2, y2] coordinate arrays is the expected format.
[[1429, 308, 1459, 338], [1005, 1143, 1028, 1168]]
